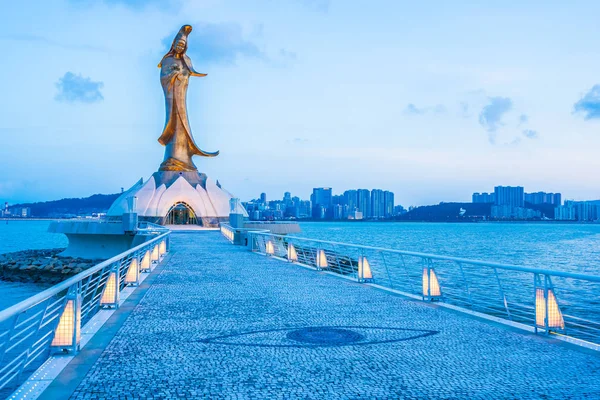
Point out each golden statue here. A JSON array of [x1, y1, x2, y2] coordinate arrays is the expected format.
[[157, 25, 219, 172]]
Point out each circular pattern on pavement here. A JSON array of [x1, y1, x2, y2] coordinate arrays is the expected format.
[[286, 327, 365, 345]]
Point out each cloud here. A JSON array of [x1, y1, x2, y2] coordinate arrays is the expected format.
[[478, 97, 512, 143], [518, 114, 528, 125], [55, 72, 104, 103], [459, 102, 470, 118], [573, 84, 600, 120], [522, 129, 538, 139], [404, 103, 446, 115], [162, 22, 264, 66]]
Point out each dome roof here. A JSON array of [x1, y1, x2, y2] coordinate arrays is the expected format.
[[108, 172, 247, 219]]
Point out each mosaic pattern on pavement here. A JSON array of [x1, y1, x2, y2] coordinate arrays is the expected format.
[[69, 232, 600, 399]]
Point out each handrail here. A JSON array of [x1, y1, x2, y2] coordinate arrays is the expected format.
[[251, 231, 600, 283], [0, 231, 169, 323], [245, 230, 600, 349]]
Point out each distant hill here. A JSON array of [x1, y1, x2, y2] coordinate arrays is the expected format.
[[397, 202, 491, 222], [397, 201, 556, 221], [11, 193, 120, 218]]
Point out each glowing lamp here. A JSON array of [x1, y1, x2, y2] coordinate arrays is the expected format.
[[100, 271, 119, 308], [422, 266, 441, 300], [141, 250, 151, 272], [535, 286, 565, 331], [316, 249, 327, 270], [287, 244, 298, 262], [265, 240, 275, 256], [358, 256, 373, 282], [159, 240, 167, 256], [51, 297, 81, 351], [124, 257, 139, 286], [151, 245, 159, 263]]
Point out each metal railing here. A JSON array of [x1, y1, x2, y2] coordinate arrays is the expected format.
[[0, 231, 170, 395], [246, 231, 600, 349], [220, 224, 270, 245]]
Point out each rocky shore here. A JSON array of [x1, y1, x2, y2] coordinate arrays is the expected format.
[[0, 249, 104, 285]]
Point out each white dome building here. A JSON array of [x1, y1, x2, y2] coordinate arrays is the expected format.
[[108, 171, 247, 227]]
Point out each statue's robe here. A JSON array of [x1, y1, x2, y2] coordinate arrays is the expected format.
[[158, 54, 218, 171]]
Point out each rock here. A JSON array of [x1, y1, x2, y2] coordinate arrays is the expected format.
[[0, 248, 104, 285]]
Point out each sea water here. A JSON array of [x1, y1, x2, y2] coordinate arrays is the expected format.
[[0, 220, 66, 310], [1, 220, 599, 312], [296, 222, 600, 274]]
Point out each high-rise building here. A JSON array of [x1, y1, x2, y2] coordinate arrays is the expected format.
[[524, 192, 562, 205], [472, 192, 495, 203], [357, 189, 371, 218], [332, 195, 344, 205], [371, 189, 385, 218], [494, 186, 524, 208], [260, 193, 267, 204], [283, 192, 292, 205], [333, 204, 344, 219], [383, 191, 394, 218], [311, 187, 333, 219], [343, 190, 358, 212]]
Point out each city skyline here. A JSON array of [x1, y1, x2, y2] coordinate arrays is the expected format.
[[2, 1, 600, 206]]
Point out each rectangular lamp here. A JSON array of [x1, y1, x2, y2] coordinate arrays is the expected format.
[[287, 244, 298, 262], [100, 271, 119, 308], [358, 256, 373, 282], [124, 257, 139, 286], [422, 266, 441, 300]]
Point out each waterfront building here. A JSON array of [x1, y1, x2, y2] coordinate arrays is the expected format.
[[311, 188, 332, 219], [344, 190, 358, 212], [494, 186, 524, 208], [333, 204, 344, 220], [384, 191, 394, 218], [283, 192, 292, 206], [472, 192, 495, 203], [371, 189, 385, 219], [260, 193, 267, 204], [525, 192, 562, 205], [491, 205, 541, 219], [561, 200, 600, 222], [357, 189, 371, 218], [554, 205, 576, 221], [8, 207, 31, 218], [349, 210, 363, 219]]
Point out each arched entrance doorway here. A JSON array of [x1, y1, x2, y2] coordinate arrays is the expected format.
[[165, 202, 198, 225]]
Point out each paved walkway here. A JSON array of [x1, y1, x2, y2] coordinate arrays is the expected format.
[[58, 232, 600, 399]]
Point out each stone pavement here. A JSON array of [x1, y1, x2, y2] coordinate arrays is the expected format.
[[63, 232, 600, 399]]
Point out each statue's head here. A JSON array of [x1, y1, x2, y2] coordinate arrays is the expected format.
[[158, 25, 193, 67], [175, 39, 187, 54]]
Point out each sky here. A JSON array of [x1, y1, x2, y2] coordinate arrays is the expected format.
[[1, 0, 600, 207]]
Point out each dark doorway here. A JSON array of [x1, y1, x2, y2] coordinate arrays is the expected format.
[[165, 202, 199, 225]]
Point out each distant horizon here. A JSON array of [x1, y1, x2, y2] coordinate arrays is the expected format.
[[6, 186, 600, 209], [1, 1, 600, 206]]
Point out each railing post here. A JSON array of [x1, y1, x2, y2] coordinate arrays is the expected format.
[[100, 263, 120, 309], [51, 283, 81, 353]]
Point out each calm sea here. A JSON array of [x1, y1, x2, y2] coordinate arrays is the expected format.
[[0, 221, 66, 310], [296, 221, 600, 274], [1, 220, 599, 311]]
